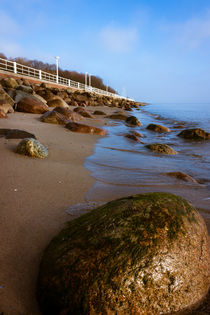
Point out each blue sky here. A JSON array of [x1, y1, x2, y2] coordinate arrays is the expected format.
[[0, 0, 210, 102]]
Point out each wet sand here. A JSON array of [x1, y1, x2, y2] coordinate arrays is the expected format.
[[0, 107, 209, 314]]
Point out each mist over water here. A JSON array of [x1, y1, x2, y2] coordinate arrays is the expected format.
[[85, 103, 210, 220]]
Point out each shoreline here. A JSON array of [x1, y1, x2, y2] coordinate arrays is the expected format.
[[0, 111, 101, 314], [0, 105, 209, 313]]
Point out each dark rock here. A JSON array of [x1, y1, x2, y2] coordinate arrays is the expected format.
[[1, 129, 36, 139], [178, 128, 210, 140], [16, 138, 48, 158], [36, 88, 56, 102], [124, 133, 144, 143], [73, 107, 93, 118], [37, 192, 210, 315], [164, 171, 198, 183], [146, 143, 177, 154], [17, 97, 49, 114], [147, 123, 170, 132], [93, 110, 106, 115], [66, 122, 107, 136], [126, 115, 142, 126]]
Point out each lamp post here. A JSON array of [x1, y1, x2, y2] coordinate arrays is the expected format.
[[55, 56, 60, 83], [89, 73, 92, 87], [85, 72, 88, 89]]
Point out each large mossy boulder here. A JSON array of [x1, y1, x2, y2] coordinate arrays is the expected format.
[[37, 193, 210, 315], [178, 128, 210, 140]]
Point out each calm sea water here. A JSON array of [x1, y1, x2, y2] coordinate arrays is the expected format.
[[85, 103, 210, 221]]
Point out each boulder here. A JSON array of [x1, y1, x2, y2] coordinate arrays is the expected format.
[[16, 138, 48, 158], [66, 122, 107, 136], [0, 128, 36, 139], [1, 77, 18, 89], [147, 123, 171, 132], [124, 133, 144, 143], [37, 192, 210, 315], [131, 131, 144, 138], [40, 110, 69, 125], [0, 87, 15, 106], [16, 97, 49, 114], [73, 107, 93, 118], [178, 128, 210, 140], [16, 85, 33, 94], [36, 88, 56, 102], [0, 110, 8, 118], [0, 100, 14, 114], [126, 115, 142, 126], [93, 110, 106, 115], [47, 97, 69, 108], [106, 113, 127, 120], [53, 107, 82, 121], [163, 171, 198, 183], [146, 143, 177, 154]]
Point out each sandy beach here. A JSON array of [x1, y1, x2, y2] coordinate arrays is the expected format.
[[0, 108, 111, 314]]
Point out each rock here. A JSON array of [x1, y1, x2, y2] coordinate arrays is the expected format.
[[124, 133, 144, 143], [66, 122, 107, 136], [0, 128, 36, 139], [0, 87, 15, 106], [0, 100, 14, 114], [0, 110, 8, 118], [40, 110, 69, 125], [73, 107, 93, 118], [164, 171, 198, 183], [131, 131, 144, 138], [53, 107, 82, 121], [36, 88, 56, 102], [147, 123, 171, 132], [93, 110, 106, 115], [178, 128, 210, 140], [16, 85, 33, 94], [1, 77, 18, 89], [146, 143, 177, 154], [37, 192, 210, 315], [47, 97, 69, 108], [17, 97, 49, 114], [16, 138, 48, 158], [126, 115, 142, 126], [106, 113, 127, 120]]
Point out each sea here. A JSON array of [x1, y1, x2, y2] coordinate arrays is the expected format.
[[85, 103, 210, 228]]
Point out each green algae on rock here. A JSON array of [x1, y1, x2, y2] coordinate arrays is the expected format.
[[146, 143, 177, 155], [16, 138, 48, 158], [37, 192, 210, 315]]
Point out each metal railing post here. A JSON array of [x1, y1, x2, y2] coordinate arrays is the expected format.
[[39, 70, 42, 80], [13, 62, 17, 74]]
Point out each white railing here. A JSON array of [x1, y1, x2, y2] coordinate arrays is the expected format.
[[0, 57, 133, 101]]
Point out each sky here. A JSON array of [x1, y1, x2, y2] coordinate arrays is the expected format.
[[0, 0, 210, 103]]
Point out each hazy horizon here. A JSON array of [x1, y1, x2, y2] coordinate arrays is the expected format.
[[0, 0, 210, 103]]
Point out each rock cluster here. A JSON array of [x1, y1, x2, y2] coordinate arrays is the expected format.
[[37, 192, 210, 315]]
